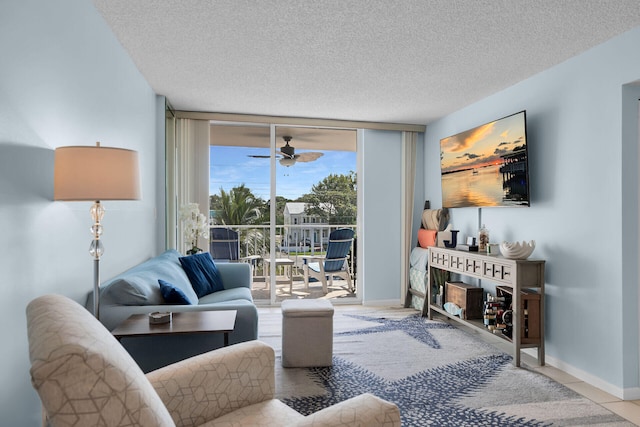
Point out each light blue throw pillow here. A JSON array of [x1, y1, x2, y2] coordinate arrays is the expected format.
[[158, 279, 196, 305], [179, 252, 224, 298]]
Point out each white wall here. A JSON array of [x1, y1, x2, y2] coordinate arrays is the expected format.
[[0, 1, 162, 424], [424, 27, 640, 398]]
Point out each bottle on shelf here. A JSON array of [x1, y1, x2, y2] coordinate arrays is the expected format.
[[478, 224, 489, 252]]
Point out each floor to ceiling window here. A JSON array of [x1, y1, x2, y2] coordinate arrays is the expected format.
[[168, 113, 424, 309]]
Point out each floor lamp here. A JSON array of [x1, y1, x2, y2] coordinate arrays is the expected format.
[[54, 142, 140, 319]]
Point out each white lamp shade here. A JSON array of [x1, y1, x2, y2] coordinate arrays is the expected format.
[[279, 157, 296, 167], [54, 145, 141, 201]]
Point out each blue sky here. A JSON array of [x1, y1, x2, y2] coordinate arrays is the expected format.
[[210, 146, 356, 200]]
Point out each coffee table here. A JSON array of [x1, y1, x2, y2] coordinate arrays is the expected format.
[[112, 310, 237, 346]]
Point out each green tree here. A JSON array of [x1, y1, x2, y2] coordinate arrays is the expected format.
[[259, 196, 289, 226], [301, 172, 356, 224], [209, 194, 221, 211], [210, 185, 269, 257], [210, 184, 265, 225]]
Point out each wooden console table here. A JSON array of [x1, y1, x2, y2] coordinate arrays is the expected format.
[[423, 246, 545, 367]]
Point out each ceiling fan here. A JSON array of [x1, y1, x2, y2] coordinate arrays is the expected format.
[[248, 136, 324, 167]]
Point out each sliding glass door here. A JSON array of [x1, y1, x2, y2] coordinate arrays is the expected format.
[[170, 113, 422, 309], [209, 122, 358, 304]]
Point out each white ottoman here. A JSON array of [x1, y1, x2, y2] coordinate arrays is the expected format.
[[281, 299, 334, 368]]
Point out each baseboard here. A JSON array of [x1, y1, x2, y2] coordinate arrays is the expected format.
[[523, 348, 640, 400]]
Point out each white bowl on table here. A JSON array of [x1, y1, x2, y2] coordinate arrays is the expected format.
[[499, 240, 535, 259]]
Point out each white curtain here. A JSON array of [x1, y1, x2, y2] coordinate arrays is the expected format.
[[401, 132, 417, 302], [168, 119, 210, 254]]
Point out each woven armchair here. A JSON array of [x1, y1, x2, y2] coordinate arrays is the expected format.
[[26, 294, 400, 426]]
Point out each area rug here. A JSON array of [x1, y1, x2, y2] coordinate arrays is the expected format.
[[257, 306, 633, 426]]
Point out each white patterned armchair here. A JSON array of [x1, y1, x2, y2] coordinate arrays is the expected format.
[[27, 294, 401, 426]]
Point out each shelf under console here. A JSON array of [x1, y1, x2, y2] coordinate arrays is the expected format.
[[425, 246, 545, 367]]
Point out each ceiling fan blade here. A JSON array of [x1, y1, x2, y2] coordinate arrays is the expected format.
[[295, 152, 324, 163], [248, 154, 284, 159]]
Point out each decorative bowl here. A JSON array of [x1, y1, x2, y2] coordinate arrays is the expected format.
[[149, 312, 172, 324], [499, 240, 536, 260]]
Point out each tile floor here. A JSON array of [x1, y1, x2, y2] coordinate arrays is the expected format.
[[533, 362, 640, 425]]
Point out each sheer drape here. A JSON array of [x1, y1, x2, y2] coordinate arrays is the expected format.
[[401, 132, 417, 301], [167, 119, 210, 254]]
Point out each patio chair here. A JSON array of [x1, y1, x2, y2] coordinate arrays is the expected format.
[[209, 227, 261, 275], [209, 227, 240, 261], [303, 228, 355, 293]]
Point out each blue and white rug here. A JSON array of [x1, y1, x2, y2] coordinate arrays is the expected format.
[[258, 307, 633, 426]]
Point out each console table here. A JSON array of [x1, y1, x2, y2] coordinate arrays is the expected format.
[[424, 246, 545, 367]]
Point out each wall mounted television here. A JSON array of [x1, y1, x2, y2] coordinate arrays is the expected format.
[[440, 110, 530, 208]]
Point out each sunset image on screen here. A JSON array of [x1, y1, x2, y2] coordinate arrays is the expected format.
[[440, 111, 529, 208]]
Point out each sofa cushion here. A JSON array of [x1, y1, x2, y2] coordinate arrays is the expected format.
[[210, 400, 304, 425], [179, 252, 224, 298], [102, 274, 165, 306], [159, 279, 196, 305], [102, 250, 197, 306], [197, 287, 253, 305]]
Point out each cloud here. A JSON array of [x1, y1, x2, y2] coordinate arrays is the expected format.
[[457, 153, 481, 160], [442, 122, 496, 153]]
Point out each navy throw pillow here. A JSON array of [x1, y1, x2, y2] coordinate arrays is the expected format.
[[179, 252, 224, 298], [158, 279, 196, 305]]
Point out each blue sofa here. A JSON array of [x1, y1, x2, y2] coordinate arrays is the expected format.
[[90, 249, 258, 372]]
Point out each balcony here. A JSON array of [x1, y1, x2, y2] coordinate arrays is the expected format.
[[209, 224, 357, 303]]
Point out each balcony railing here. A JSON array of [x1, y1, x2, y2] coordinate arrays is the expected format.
[[209, 224, 357, 280]]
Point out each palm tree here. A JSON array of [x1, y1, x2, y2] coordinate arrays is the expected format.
[[212, 185, 267, 258], [215, 184, 264, 225]]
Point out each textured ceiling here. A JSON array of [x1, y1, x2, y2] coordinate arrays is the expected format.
[[93, 0, 640, 125]]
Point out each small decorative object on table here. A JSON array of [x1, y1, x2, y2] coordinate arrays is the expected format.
[[443, 229, 459, 248], [487, 243, 499, 255], [478, 224, 489, 251], [499, 240, 536, 259], [179, 203, 209, 255], [443, 302, 464, 318], [460, 237, 479, 251], [148, 312, 172, 324]]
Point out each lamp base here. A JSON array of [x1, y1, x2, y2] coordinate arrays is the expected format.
[[90, 201, 104, 319]]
